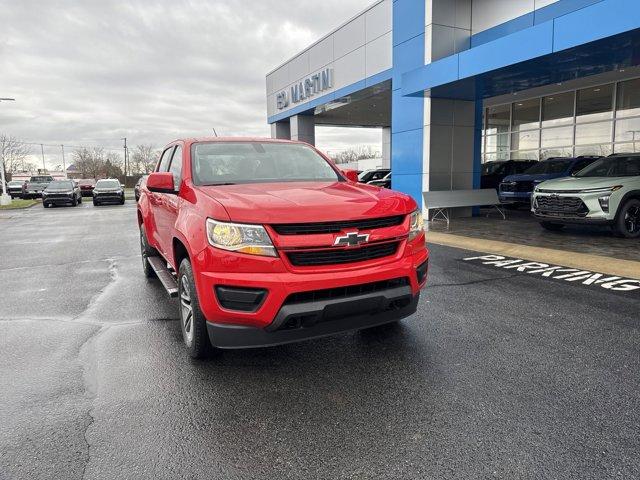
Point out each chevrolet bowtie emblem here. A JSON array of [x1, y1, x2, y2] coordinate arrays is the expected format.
[[334, 231, 369, 247]]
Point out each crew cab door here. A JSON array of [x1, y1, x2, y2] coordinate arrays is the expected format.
[[154, 144, 183, 259], [148, 146, 175, 253]]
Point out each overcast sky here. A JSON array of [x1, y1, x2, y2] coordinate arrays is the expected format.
[[0, 0, 381, 170]]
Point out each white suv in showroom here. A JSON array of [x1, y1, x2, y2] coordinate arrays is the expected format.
[[532, 153, 640, 238]]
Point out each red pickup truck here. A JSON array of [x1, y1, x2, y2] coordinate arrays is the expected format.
[[137, 138, 428, 358]]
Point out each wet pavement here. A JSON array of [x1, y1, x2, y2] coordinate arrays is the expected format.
[[428, 207, 640, 262], [1, 202, 638, 480]]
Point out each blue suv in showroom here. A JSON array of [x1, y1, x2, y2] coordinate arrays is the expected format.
[[498, 156, 601, 206]]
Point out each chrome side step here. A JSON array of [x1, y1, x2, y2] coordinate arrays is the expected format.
[[147, 256, 179, 297]]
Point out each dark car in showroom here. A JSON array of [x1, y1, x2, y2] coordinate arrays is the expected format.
[[481, 160, 538, 191], [42, 180, 82, 207], [77, 178, 97, 197], [499, 156, 601, 206], [93, 178, 125, 206]]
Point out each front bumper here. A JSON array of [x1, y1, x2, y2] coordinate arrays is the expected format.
[[531, 191, 616, 225], [195, 243, 428, 347], [207, 285, 419, 349], [43, 195, 75, 205], [94, 193, 124, 203]]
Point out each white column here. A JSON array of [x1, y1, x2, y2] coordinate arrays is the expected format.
[[381, 127, 391, 169], [290, 115, 315, 145]]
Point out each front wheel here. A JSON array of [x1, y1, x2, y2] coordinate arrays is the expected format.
[[78, 195, 82, 204], [540, 221, 564, 232], [614, 199, 640, 238], [178, 259, 214, 359]]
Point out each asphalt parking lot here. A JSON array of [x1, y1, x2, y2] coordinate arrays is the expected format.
[[1, 202, 638, 480]]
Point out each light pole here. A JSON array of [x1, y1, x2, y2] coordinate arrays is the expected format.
[[0, 98, 16, 206]]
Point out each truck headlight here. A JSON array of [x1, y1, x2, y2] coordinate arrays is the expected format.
[[206, 218, 277, 257], [408, 209, 424, 241]]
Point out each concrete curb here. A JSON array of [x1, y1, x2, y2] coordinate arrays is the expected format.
[[427, 231, 640, 280]]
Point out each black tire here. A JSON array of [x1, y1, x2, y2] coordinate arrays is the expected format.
[[78, 195, 82, 204], [139, 228, 158, 278], [120, 198, 125, 205], [93, 200, 99, 206], [71, 197, 78, 207], [43, 202, 48, 208], [614, 199, 640, 239], [178, 259, 214, 359], [540, 221, 564, 231]]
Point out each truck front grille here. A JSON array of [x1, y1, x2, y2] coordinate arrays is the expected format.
[[286, 241, 399, 266], [271, 215, 404, 235], [283, 277, 409, 305]]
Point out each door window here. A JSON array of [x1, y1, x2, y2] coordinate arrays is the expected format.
[[168, 146, 183, 191], [158, 147, 175, 172]]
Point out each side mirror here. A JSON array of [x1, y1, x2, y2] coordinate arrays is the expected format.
[[147, 172, 176, 194], [341, 169, 360, 182]]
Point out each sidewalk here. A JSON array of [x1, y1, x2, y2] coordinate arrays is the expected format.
[[427, 209, 640, 279]]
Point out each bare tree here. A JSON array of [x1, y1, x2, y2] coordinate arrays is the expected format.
[[0, 134, 32, 173], [72, 147, 123, 179], [130, 144, 160, 174], [331, 145, 381, 165]]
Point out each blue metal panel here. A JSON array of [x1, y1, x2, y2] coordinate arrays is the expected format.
[[471, 13, 534, 48], [390, 0, 425, 206], [402, 54, 458, 97], [459, 21, 554, 79], [554, 0, 640, 51], [392, 34, 425, 87], [392, 173, 424, 206], [470, 0, 603, 48], [534, 0, 602, 24], [392, 0, 425, 46], [391, 129, 423, 175]]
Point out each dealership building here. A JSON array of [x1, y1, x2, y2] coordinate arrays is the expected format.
[[265, 0, 640, 211]]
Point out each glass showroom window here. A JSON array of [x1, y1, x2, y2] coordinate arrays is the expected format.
[[614, 78, 640, 153], [576, 84, 614, 123], [542, 91, 575, 127]]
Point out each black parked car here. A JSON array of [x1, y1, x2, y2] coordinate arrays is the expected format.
[[368, 172, 391, 188], [42, 180, 82, 207], [358, 168, 390, 183], [134, 175, 147, 202], [481, 160, 538, 191], [93, 179, 125, 206]]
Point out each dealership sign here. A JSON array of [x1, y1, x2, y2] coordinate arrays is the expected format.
[[463, 255, 640, 293], [276, 69, 333, 110]]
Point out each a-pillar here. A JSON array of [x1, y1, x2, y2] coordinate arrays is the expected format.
[[270, 121, 290, 140], [290, 115, 315, 145]]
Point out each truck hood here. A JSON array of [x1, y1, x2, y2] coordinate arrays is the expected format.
[[197, 181, 415, 224], [537, 176, 632, 191]]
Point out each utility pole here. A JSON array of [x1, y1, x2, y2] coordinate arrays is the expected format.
[[122, 137, 129, 181], [40, 144, 45, 172], [61, 145, 66, 177]]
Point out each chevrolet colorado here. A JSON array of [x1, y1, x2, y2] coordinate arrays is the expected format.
[[137, 138, 428, 358]]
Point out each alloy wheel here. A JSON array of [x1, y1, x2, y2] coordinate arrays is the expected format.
[[624, 205, 640, 235], [180, 276, 194, 344]]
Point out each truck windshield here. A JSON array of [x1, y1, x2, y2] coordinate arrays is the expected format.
[[524, 159, 572, 175], [575, 156, 640, 177], [191, 142, 340, 185]]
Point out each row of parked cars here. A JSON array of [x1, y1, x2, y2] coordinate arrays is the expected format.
[[482, 154, 640, 238], [4, 176, 126, 207]]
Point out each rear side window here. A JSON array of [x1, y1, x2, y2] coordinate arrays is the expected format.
[[168, 146, 183, 190], [157, 147, 174, 172]]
